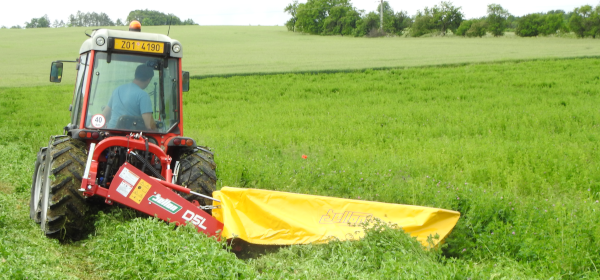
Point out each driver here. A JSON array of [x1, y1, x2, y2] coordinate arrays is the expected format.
[[102, 64, 157, 130]]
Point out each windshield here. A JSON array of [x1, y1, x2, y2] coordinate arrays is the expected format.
[[85, 52, 179, 133]]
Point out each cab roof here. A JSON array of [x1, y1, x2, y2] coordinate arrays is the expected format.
[[80, 29, 183, 58]]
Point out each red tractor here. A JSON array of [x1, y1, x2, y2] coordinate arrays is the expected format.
[[29, 22, 222, 240]]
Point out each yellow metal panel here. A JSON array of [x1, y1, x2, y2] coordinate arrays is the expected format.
[[213, 187, 460, 246]]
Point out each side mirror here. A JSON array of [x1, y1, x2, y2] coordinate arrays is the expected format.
[[50, 62, 63, 83], [182, 71, 190, 92]]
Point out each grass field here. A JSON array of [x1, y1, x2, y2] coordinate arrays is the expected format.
[[1, 26, 600, 87], [1, 57, 600, 278]]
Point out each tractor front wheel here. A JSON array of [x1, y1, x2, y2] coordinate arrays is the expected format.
[[177, 147, 217, 207], [29, 135, 90, 240]]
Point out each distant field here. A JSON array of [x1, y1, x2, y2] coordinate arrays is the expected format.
[[1, 25, 600, 87], [1, 58, 600, 278]]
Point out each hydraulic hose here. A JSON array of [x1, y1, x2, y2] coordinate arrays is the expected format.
[[129, 151, 164, 180]]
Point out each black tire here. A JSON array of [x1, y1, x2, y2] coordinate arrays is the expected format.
[[177, 147, 217, 207], [32, 135, 90, 240]]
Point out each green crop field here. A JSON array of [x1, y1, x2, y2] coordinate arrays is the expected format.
[[2, 54, 600, 278], [1, 25, 599, 88], [2, 25, 600, 278]]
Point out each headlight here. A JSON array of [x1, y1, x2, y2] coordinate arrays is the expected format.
[[172, 44, 181, 53], [96, 37, 106, 46]]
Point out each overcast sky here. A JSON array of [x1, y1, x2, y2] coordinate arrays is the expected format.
[[1, 0, 597, 27]]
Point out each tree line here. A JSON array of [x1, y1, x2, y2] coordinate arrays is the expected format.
[[1, 10, 197, 29], [284, 0, 600, 38], [285, 0, 410, 36]]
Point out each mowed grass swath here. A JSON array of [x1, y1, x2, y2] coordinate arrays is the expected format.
[[1, 25, 600, 88], [1, 58, 600, 278]]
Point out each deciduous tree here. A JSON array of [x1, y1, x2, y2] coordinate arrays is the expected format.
[[515, 11, 567, 37], [486, 4, 509, 36], [284, 1, 299, 32], [456, 19, 486, 37], [25, 15, 50, 28], [354, 12, 380, 37], [294, 0, 358, 35], [516, 13, 542, 36], [569, 5, 600, 38], [410, 12, 434, 37], [322, 5, 360, 36], [411, 1, 463, 36], [538, 13, 565, 35], [432, 1, 463, 35], [294, 0, 330, 34]]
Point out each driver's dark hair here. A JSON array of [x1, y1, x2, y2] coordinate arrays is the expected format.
[[135, 65, 154, 81]]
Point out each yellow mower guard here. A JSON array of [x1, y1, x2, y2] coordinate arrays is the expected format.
[[212, 187, 460, 247]]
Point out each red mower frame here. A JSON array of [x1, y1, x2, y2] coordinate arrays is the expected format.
[[79, 134, 223, 237]]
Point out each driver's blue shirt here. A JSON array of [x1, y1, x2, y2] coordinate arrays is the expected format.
[[106, 83, 153, 128]]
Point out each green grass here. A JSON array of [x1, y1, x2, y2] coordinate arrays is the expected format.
[[2, 26, 600, 88], [2, 58, 600, 278]]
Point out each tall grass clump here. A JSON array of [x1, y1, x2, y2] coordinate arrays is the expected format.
[[0, 189, 83, 279], [88, 209, 254, 279], [248, 220, 447, 279], [248, 219, 546, 279]]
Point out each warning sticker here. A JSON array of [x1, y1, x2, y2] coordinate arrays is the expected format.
[[129, 179, 152, 204], [119, 167, 139, 186], [116, 181, 133, 197]]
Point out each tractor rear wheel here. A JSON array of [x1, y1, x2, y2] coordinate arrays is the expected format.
[[177, 147, 217, 207], [30, 135, 90, 240]]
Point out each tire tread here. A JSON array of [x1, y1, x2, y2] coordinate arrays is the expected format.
[[43, 136, 90, 240], [177, 147, 217, 207]]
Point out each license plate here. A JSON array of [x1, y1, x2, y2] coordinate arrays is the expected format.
[[114, 39, 164, 54]]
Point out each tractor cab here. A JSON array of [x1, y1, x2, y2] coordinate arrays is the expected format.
[[50, 21, 191, 149]]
